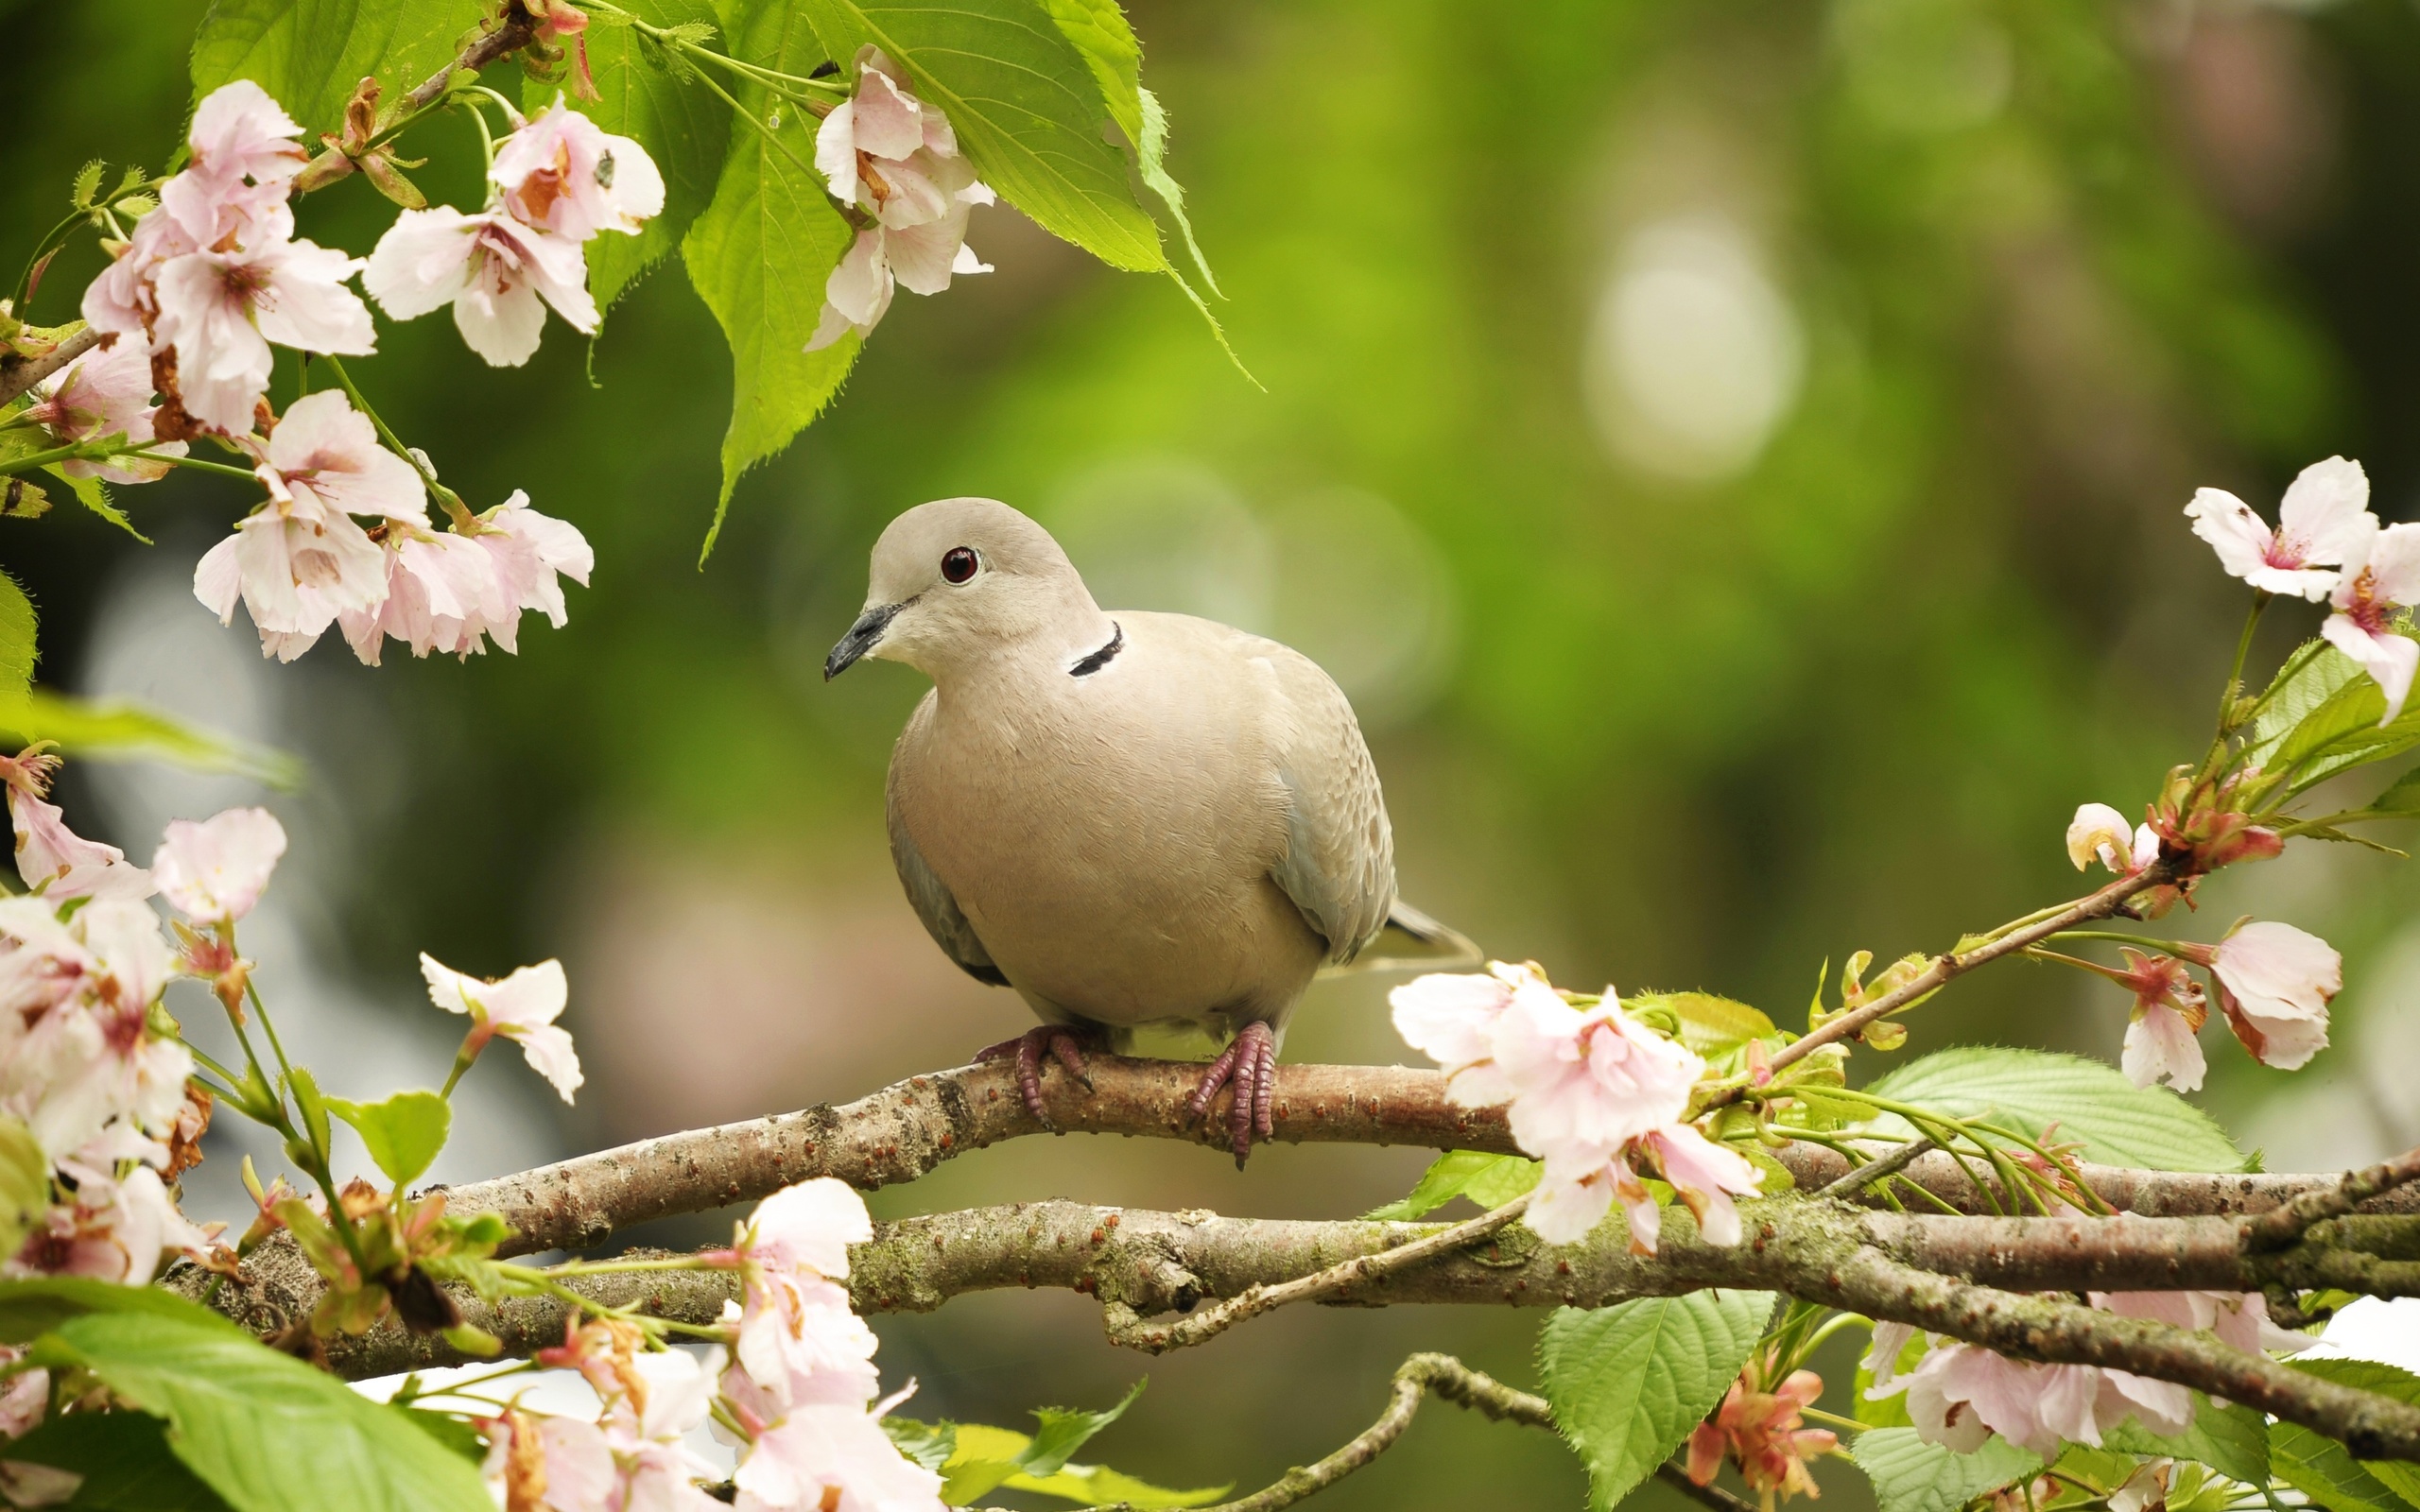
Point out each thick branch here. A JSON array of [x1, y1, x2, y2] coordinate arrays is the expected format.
[[0, 327, 100, 409], [422, 1057, 2417, 1260], [2243, 1145, 2420, 1252]]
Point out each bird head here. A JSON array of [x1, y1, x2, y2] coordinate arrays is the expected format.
[[825, 497, 1111, 680]]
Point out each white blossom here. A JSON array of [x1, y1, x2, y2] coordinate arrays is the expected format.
[[2185, 456, 2376, 600]]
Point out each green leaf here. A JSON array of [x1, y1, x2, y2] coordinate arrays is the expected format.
[[933, 1421, 1224, 1509], [1862, 1046, 2243, 1172], [325, 1091, 452, 1187], [45, 1312, 493, 1512], [70, 161, 106, 211], [2272, 1418, 2414, 1512], [1365, 1150, 1541, 1221], [0, 1116, 45, 1270], [285, 1066, 332, 1167], [1135, 85, 1218, 295], [2, 1408, 236, 1511], [2103, 1393, 2269, 1486], [1849, 1427, 2043, 1512], [2254, 641, 2363, 751], [0, 690, 299, 784], [2365, 765, 2420, 816], [1629, 990, 1778, 1057], [2247, 639, 2420, 794], [0, 568, 36, 708], [1537, 1291, 1775, 1512], [1020, 1379, 1144, 1478], [794, 0, 1166, 271], [881, 1417, 957, 1473], [524, 0, 730, 313], [0, 1278, 250, 1348], [189, 0, 490, 138], [678, 0, 858, 558], [41, 465, 149, 542], [397, 1408, 488, 1464], [2287, 1359, 2420, 1508]]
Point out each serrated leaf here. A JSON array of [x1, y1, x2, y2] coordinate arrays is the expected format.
[[2366, 765, 2420, 816], [2272, 1418, 2414, 1512], [1538, 1291, 1775, 1512], [524, 0, 730, 314], [881, 1417, 957, 1473], [1849, 1427, 2043, 1512], [795, 0, 1165, 272], [679, 0, 857, 558], [190, 0, 490, 138], [1630, 990, 1777, 1057], [2254, 641, 2362, 752], [0, 1278, 252, 1348], [45, 1313, 493, 1512], [1366, 1150, 1540, 1221], [2286, 1359, 2420, 1508], [42, 464, 149, 542], [1021, 1380, 1143, 1478], [0, 568, 34, 709], [1862, 1047, 2242, 1172], [2103, 1393, 2269, 1485], [0, 690, 298, 784], [2, 1408, 236, 1511], [0, 1117, 47, 1277], [71, 161, 106, 210], [325, 1090, 451, 1187]]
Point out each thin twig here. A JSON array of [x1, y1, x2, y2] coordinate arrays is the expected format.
[[1173, 1353, 1555, 1512], [401, 16, 538, 112], [0, 326, 100, 408], [1716, 864, 2172, 1101], [2242, 1143, 2420, 1253], [1659, 1465, 1761, 1512], [1816, 1138, 1940, 1200], [1103, 1194, 1535, 1353]]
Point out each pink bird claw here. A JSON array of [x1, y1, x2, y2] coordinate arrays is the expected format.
[[1188, 1022, 1278, 1167], [977, 1024, 1095, 1127]]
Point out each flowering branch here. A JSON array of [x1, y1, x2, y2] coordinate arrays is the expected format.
[[0, 325, 100, 408]]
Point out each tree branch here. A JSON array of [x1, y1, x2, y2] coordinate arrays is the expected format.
[[2242, 1144, 2420, 1252], [0, 327, 100, 409], [401, 15, 539, 112], [420, 1056, 2418, 1260]]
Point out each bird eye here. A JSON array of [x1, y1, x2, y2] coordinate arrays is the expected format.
[[941, 546, 979, 584]]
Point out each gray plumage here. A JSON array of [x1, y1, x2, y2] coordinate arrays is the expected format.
[[827, 497, 1468, 1155]]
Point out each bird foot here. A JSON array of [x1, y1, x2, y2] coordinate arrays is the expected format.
[[1186, 1022, 1278, 1168], [975, 1024, 1096, 1126]]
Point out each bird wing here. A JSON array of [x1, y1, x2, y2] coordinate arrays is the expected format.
[[887, 699, 1010, 988], [1262, 644, 1396, 967]]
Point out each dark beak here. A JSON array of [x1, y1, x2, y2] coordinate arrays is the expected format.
[[824, 602, 903, 680]]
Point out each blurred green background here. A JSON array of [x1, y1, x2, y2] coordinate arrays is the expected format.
[[10, 0, 2420, 1504]]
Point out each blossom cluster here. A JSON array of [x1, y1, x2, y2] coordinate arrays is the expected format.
[[2187, 455, 2420, 721], [809, 48, 994, 350], [366, 92, 661, 367], [1392, 963, 1760, 1249], [1869, 1291, 2304, 1457], [487, 1179, 944, 1512], [0, 751, 290, 1297], [1686, 1355, 1835, 1501], [2065, 815, 2341, 1091]]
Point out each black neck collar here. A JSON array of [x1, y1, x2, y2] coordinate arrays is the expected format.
[[1070, 621, 1124, 677]]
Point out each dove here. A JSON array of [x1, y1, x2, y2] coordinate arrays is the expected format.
[[824, 497, 1471, 1161]]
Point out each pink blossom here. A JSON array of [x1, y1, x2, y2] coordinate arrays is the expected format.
[[194, 472, 389, 662], [806, 225, 991, 352], [1388, 962, 1550, 1108], [1637, 1124, 1761, 1246], [338, 529, 498, 664], [82, 206, 198, 342], [1493, 992, 1702, 1156], [732, 1400, 948, 1512], [150, 208, 374, 434], [151, 807, 286, 924], [22, 337, 185, 484], [2184, 456, 2376, 600], [2108, 951, 2207, 1092], [0, 1349, 44, 1442], [159, 80, 309, 240], [364, 206, 596, 367], [9, 1163, 214, 1287], [2321, 521, 2420, 725], [2189, 920, 2339, 1071], [0, 897, 182, 1161], [492, 96, 666, 242], [250, 390, 426, 525], [2094, 1290, 2308, 1359], [0, 751, 151, 904], [726, 1180, 883, 1409], [421, 954, 582, 1102]]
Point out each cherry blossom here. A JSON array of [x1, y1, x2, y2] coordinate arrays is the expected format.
[[1887, 1341, 2189, 1457], [193, 465, 389, 663], [150, 205, 374, 433], [20, 336, 185, 484], [2110, 951, 2207, 1092], [151, 807, 286, 924], [421, 954, 582, 1101], [2066, 803, 2153, 876], [1392, 965, 1758, 1252], [721, 1180, 882, 1411], [806, 48, 994, 351], [2110, 1460, 2172, 1512], [0, 747, 150, 903], [2184, 456, 2376, 600], [160, 79, 308, 240], [1687, 1362, 1834, 1502], [9, 1160, 213, 1287], [492, 96, 666, 242], [364, 206, 597, 368], [0, 1347, 45, 1440], [2320, 521, 2420, 725], [0, 896, 182, 1162], [2184, 920, 2339, 1072], [248, 390, 426, 525], [732, 1399, 948, 1512]]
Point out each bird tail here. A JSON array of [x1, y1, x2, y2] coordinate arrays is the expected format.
[[1323, 898, 1484, 975]]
